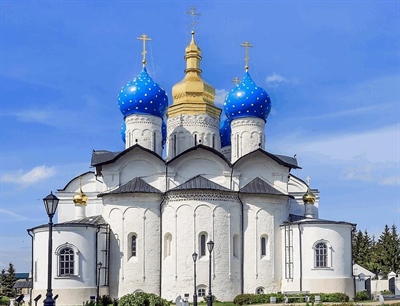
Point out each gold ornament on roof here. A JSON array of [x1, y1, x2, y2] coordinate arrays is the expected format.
[[73, 176, 88, 206], [240, 41, 253, 71], [137, 34, 151, 67], [302, 177, 316, 204]]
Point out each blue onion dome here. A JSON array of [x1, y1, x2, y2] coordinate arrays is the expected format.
[[161, 119, 167, 148], [220, 118, 231, 147], [121, 122, 126, 144], [224, 71, 271, 121], [118, 67, 168, 118]]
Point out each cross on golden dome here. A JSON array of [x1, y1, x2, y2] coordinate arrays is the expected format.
[[240, 41, 253, 71], [185, 6, 201, 32], [137, 34, 151, 66]]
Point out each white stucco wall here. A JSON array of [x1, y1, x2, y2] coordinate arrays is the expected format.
[[280, 222, 354, 298], [166, 114, 221, 159], [102, 193, 161, 297], [230, 117, 265, 163], [32, 225, 107, 306], [161, 192, 241, 302], [125, 114, 163, 156]]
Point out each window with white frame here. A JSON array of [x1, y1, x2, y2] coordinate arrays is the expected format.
[[315, 242, 327, 267], [55, 243, 79, 277], [197, 287, 206, 297]]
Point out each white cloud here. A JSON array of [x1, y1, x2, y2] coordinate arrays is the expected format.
[[0, 208, 29, 221], [266, 73, 290, 84], [1, 165, 56, 185], [379, 176, 400, 186]]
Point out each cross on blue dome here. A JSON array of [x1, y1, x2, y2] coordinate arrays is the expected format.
[[224, 71, 271, 121], [118, 67, 168, 118]]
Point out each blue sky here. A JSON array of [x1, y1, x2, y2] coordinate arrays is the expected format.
[[0, 1, 399, 272]]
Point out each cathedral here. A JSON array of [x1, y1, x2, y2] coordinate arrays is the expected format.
[[28, 29, 355, 305]]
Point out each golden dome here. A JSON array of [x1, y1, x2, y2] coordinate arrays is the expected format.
[[302, 188, 316, 204], [73, 177, 88, 206], [168, 31, 221, 119]]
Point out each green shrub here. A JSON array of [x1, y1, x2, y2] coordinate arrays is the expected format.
[[118, 292, 169, 306], [203, 295, 218, 303], [233, 293, 284, 305], [355, 291, 369, 301], [0, 296, 10, 306], [381, 290, 394, 295], [100, 295, 114, 306]]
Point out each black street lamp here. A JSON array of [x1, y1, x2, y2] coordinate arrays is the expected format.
[[192, 252, 198, 306], [207, 240, 214, 306], [43, 192, 59, 306], [96, 262, 102, 305]]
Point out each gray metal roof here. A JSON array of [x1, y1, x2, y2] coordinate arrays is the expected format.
[[91, 150, 121, 166], [58, 215, 108, 226], [13, 280, 32, 289], [240, 177, 292, 198], [170, 175, 230, 191], [98, 177, 162, 197], [281, 218, 356, 227]]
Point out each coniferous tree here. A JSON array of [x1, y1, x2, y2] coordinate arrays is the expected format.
[[1, 263, 17, 298], [375, 225, 400, 275], [0, 269, 6, 296], [352, 229, 376, 271]]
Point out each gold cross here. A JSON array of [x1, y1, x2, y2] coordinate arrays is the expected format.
[[240, 41, 253, 71], [232, 77, 240, 85], [306, 176, 311, 186], [185, 6, 201, 32], [137, 34, 151, 66]]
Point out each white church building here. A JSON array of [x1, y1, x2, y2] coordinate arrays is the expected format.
[[28, 31, 355, 305]]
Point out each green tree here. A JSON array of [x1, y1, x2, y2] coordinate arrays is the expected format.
[[0, 269, 6, 296], [1, 263, 17, 298], [352, 229, 376, 271], [375, 225, 400, 275]]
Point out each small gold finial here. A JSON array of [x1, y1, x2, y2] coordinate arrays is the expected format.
[[185, 6, 201, 33], [240, 41, 253, 71], [303, 188, 316, 204], [73, 176, 88, 206], [137, 34, 152, 67], [232, 77, 240, 85]]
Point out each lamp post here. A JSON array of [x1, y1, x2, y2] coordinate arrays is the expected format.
[[96, 262, 102, 305], [207, 240, 214, 306], [192, 252, 198, 306], [43, 192, 59, 306]]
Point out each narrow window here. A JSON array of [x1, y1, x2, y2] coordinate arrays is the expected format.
[[261, 237, 267, 257], [131, 235, 137, 257], [153, 132, 156, 151], [236, 134, 239, 158], [59, 247, 74, 276], [212, 135, 215, 148], [233, 234, 239, 258], [315, 242, 327, 267], [194, 134, 198, 145], [200, 234, 206, 256], [173, 134, 177, 157], [164, 233, 172, 258]]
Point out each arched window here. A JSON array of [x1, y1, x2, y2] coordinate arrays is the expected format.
[[256, 287, 264, 294], [173, 134, 177, 157], [194, 134, 198, 145], [261, 235, 268, 257], [59, 247, 74, 276], [200, 233, 207, 257], [131, 235, 137, 257], [164, 233, 172, 258], [197, 286, 206, 297], [315, 242, 327, 267]]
